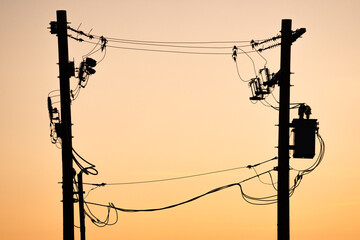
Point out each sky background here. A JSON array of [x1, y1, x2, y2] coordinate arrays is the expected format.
[[0, 0, 359, 239]]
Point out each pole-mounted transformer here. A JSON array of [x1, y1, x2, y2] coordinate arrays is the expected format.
[[291, 104, 319, 158]]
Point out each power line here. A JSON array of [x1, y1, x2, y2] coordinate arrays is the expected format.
[[82, 135, 324, 215], [90, 34, 256, 44], [82, 40, 245, 55], [99, 38, 251, 49], [84, 169, 274, 213], [68, 25, 285, 56], [83, 157, 278, 186], [67, 26, 260, 55]]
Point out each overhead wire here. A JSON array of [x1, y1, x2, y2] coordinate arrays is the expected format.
[[254, 48, 268, 67], [82, 40, 239, 55], [84, 169, 274, 213], [72, 148, 98, 176], [83, 157, 278, 187], [250, 165, 275, 186], [89, 34, 257, 44], [236, 47, 258, 77], [261, 99, 279, 110], [100, 38, 249, 49], [97, 46, 107, 65], [68, 26, 260, 56], [271, 92, 279, 103], [239, 184, 277, 205], [64, 25, 324, 225]]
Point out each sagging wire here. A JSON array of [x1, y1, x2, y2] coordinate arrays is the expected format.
[[92, 34, 255, 44], [67, 25, 263, 56], [239, 46, 258, 77], [245, 132, 325, 203], [232, 45, 259, 83], [84, 185, 101, 199], [82, 39, 242, 55], [103, 38, 248, 49], [73, 171, 118, 227], [79, 157, 278, 216], [249, 164, 278, 190], [82, 156, 278, 187], [288, 132, 325, 196], [260, 99, 279, 110], [97, 42, 107, 65], [84, 169, 275, 214], [72, 148, 98, 176], [84, 201, 118, 227], [70, 84, 81, 101], [239, 184, 277, 205], [82, 38, 102, 59], [271, 92, 279, 103], [233, 46, 249, 82], [254, 47, 268, 67], [290, 103, 305, 110], [79, 161, 279, 225], [75, 134, 322, 223]]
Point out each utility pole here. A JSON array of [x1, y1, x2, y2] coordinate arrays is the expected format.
[[78, 172, 86, 240], [54, 10, 75, 240], [277, 19, 292, 240]]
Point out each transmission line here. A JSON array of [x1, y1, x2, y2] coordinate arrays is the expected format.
[[82, 157, 278, 187], [84, 169, 275, 213]]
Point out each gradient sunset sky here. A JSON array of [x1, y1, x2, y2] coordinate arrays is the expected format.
[[0, 1, 359, 239]]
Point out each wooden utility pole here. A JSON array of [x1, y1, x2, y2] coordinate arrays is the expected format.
[[54, 10, 75, 240], [277, 19, 292, 240], [78, 172, 86, 240]]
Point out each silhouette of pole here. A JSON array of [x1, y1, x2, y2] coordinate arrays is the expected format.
[[277, 19, 292, 240], [56, 10, 75, 240], [78, 172, 86, 240]]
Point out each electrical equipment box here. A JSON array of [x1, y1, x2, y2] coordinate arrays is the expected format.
[[291, 118, 318, 158]]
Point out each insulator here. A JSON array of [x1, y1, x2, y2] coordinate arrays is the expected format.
[[85, 58, 97, 67], [78, 62, 86, 82], [47, 97, 53, 122]]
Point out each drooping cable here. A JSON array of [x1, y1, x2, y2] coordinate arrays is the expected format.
[[84, 169, 274, 213], [288, 132, 325, 196], [83, 157, 277, 186], [239, 184, 277, 205], [99, 38, 249, 49], [90, 33, 257, 44], [72, 148, 98, 176], [82, 40, 239, 55]]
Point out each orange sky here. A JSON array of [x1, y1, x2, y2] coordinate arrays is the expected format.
[[0, 1, 359, 239]]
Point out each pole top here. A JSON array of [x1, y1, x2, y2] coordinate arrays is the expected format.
[[281, 19, 292, 31]]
